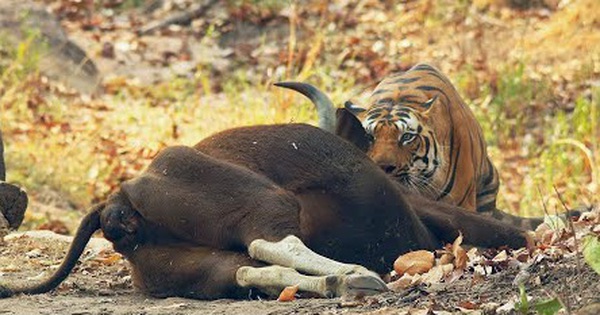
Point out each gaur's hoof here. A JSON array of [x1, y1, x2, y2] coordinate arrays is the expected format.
[[0, 182, 28, 230], [324, 274, 388, 298]]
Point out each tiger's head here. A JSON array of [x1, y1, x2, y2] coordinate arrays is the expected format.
[[344, 95, 442, 192]]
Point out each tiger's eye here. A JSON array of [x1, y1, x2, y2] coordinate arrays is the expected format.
[[399, 133, 416, 145]]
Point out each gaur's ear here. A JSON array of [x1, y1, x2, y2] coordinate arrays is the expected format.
[[344, 100, 367, 118], [335, 108, 370, 152]]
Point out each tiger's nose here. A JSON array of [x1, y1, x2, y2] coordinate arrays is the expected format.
[[379, 164, 397, 174]]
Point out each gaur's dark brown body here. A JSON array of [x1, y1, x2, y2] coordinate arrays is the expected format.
[[0, 124, 529, 300], [193, 124, 439, 272]]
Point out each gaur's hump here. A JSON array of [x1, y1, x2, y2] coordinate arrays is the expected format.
[[201, 123, 363, 154], [145, 145, 208, 178]]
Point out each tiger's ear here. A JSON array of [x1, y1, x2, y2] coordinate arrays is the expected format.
[[335, 108, 370, 152], [344, 100, 367, 118], [421, 95, 438, 116]]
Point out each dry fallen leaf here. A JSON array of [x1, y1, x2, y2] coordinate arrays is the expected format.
[[446, 268, 464, 283], [451, 232, 468, 270], [492, 250, 508, 262], [393, 250, 434, 276], [277, 284, 299, 302], [439, 253, 454, 265], [421, 265, 445, 284], [36, 220, 70, 235], [387, 273, 414, 292], [94, 252, 123, 265], [457, 300, 479, 310], [579, 210, 599, 223]]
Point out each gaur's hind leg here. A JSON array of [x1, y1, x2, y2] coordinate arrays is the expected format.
[[126, 245, 261, 300], [236, 265, 387, 298]]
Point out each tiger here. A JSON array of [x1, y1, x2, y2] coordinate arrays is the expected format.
[[276, 63, 546, 229]]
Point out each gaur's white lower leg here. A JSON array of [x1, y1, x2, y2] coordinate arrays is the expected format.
[[235, 265, 387, 298], [248, 235, 380, 278]]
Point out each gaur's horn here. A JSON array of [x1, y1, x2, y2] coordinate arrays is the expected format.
[[274, 82, 336, 132]]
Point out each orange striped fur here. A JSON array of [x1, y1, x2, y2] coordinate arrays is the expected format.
[[347, 63, 499, 213]]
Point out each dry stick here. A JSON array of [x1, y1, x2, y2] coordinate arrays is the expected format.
[[141, 0, 164, 15], [536, 186, 571, 314], [137, 0, 219, 36], [552, 185, 582, 269], [544, 289, 571, 315], [537, 185, 550, 218], [552, 185, 581, 315], [534, 185, 550, 257]]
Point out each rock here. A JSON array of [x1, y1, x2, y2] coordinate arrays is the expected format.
[[576, 303, 600, 315], [0, 0, 102, 94], [0, 181, 28, 230], [25, 248, 43, 258], [4, 230, 112, 257]]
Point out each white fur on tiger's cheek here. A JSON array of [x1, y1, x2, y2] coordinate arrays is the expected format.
[[405, 114, 420, 131], [413, 160, 427, 169], [362, 119, 377, 135], [426, 146, 437, 173]]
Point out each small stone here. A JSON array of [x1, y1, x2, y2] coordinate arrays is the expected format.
[[25, 248, 43, 258]]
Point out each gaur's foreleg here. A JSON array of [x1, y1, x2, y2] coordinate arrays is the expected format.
[[236, 265, 387, 298], [247, 235, 387, 294]]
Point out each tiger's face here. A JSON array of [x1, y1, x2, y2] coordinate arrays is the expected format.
[[347, 99, 442, 194]]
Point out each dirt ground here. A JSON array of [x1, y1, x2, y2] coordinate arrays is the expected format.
[[0, 231, 598, 315]]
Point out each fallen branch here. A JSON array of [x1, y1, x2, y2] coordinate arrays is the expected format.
[[553, 185, 581, 271], [137, 0, 219, 36]]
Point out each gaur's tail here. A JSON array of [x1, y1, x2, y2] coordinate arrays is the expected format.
[[0, 203, 104, 298], [274, 82, 337, 132]]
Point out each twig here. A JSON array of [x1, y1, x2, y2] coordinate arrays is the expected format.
[[552, 186, 581, 271], [141, 0, 164, 15], [544, 289, 571, 315], [137, 0, 218, 36], [537, 185, 550, 217]]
